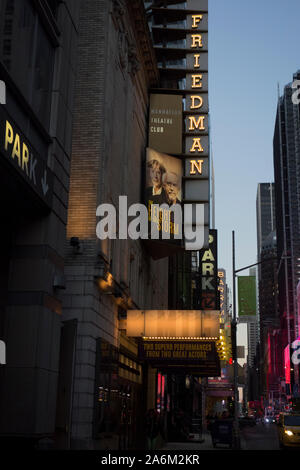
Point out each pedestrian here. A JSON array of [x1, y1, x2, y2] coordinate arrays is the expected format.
[[145, 409, 161, 450]]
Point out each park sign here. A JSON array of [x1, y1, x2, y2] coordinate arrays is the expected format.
[[198, 229, 219, 310], [0, 106, 53, 209]]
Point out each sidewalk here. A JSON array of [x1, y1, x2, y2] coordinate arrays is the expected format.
[[160, 432, 246, 451]]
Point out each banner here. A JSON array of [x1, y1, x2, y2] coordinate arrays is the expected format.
[[238, 276, 256, 316], [144, 147, 184, 258], [148, 94, 182, 154]]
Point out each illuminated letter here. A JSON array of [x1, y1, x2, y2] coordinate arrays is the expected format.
[[12, 133, 21, 166], [5, 120, 13, 151], [190, 96, 203, 109], [192, 15, 203, 28], [202, 263, 214, 276], [190, 138, 204, 153], [192, 75, 203, 88], [191, 34, 203, 48], [22, 143, 29, 175], [194, 54, 200, 68], [190, 160, 204, 175], [202, 248, 215, 262], [188, 116, 205, 131]]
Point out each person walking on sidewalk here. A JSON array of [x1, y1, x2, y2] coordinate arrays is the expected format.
[[145, 409, 161, 450]]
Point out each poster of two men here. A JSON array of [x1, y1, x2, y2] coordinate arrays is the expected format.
[[145, 148, 182, 242]]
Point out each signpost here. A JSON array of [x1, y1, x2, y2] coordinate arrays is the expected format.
[[0, 106, 53, 209]]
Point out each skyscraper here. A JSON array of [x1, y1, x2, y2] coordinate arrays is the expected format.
[[256, 183, 276, 261], [273, 69, 300, 398], [256, 184, 278, 399]]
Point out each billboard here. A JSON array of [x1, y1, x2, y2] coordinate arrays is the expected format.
[[146, 148, 182, 209], [148, 94, 182, 154], [144, 148, 184, 258], [238, 276, 256, 316]]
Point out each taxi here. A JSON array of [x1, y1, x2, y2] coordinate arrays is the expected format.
[[278, 413, 300, 448]]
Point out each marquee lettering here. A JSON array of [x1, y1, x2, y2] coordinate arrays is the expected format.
[[190, 137, 204, 153], [191, 34, 203, 48], [190, 95, 203, 109], [190, 159, 204, 175], [191, 74, 203, 88], [192, 15, 203, 28], [188, 116, 205, 131], [193, 54, 200, 68]]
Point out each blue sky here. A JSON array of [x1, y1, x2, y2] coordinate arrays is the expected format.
[[209, 0, 300, 293]]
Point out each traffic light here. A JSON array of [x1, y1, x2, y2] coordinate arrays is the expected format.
[[231, 320, 237, 359]]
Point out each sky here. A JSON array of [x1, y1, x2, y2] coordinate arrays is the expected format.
[[208, 0, 300, 351]]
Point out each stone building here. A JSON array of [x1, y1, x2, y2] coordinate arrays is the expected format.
[[0, 0, 80, 446], [62, 0, 168, 449]]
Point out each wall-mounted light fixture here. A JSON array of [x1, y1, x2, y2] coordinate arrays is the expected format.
[[70, 237, 82, 254]]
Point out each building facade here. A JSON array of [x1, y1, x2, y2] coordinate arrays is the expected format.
[[256, 183, 279, 400], [63, 0, 168, 450], [273, 70, 300, 399], [0, 0, 80, 445]]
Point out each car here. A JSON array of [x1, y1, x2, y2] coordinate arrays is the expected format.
[[277, 413, 300, 449], [264, 414, 276, 424]]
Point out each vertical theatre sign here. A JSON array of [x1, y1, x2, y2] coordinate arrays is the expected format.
[[146, 0, 210, 257], [198, 229, 219, 310], [184, 1, 209, 250]]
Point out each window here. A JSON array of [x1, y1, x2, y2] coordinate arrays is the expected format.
[[0, 0, 55, 130], [45, 0, 59, 18]]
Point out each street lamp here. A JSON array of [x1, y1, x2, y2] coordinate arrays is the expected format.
[[232, 230, 277, 449]]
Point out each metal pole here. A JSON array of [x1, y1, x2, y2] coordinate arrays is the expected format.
[[232, 231, 240, 448]]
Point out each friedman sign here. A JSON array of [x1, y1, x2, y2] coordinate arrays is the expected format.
[[95, 1, 210, 255], [184, 4, 209, 252]]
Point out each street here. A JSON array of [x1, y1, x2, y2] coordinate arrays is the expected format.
[[240, 423, 279, 450], [161, 423, 281, 451]]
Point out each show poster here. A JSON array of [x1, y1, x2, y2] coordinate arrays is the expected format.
[[145, 147, 183, 257]]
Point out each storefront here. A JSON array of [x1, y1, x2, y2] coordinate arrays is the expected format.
[[93, 338, 144, 450]]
